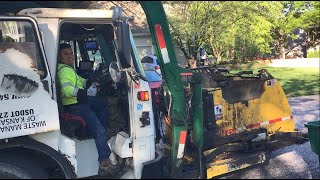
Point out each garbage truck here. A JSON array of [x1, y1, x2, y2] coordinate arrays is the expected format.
[[0, 1, 305, 179]]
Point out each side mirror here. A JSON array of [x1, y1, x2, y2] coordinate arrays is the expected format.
[[116, 22, 131, 68]]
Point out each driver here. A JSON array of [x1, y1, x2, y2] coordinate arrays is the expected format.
[[57, 43, 120, 176]]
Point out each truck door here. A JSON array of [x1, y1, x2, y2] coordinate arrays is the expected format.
[[0, 16, 60, 139], [129, 29, 157, 179], [114, 21, 156, 178]]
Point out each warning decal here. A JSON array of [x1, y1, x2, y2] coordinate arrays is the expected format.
[[214, 104, 223, 120]]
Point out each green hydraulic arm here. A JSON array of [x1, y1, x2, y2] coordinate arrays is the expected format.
[[139, 1, 203, 177]]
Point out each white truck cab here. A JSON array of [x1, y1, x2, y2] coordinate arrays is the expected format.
[[0, 7, 156, 179]]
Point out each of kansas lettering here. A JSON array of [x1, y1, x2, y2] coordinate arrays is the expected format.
[[0, 108, 48, 132], [0, 117, 22, 125]]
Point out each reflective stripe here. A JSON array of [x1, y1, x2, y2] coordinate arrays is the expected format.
[[155, 24, 166, 49], [177, 131, 187, 159], [160, 48, 170, 64], [61, 82, 73, 88], [155, 24, 170, 64], [221, 115, 293, 136], [62, 82, 78, 96], [58, 64, 79, 88], [72, 87, 79, 96], [177, 144, 185, 159]]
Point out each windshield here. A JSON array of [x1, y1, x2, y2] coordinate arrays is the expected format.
[[129, 30, 146, 77], [144, 70, 161, 82], [141, 56, 154, 63]]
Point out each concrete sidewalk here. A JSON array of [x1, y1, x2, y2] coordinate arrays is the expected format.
[[288, 94, 320, 133], [268, 58, 319, 68]]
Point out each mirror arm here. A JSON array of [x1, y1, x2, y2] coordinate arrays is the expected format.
[[138, 73, 148, 82], [128, 71, 139, 85], [121, 68, 148, 82]]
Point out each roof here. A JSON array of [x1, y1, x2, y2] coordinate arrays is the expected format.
[[0, 1, 92, 15], [0, 1, 174, 35], [18, 8, 115, 19], [89, 1, 149, 34]]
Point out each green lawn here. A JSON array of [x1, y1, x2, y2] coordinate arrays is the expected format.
[[228, 64, 320, 97]]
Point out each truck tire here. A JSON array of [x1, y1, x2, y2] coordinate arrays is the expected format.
[[0, 163, 32, 179], [0, 152, 48, 179]]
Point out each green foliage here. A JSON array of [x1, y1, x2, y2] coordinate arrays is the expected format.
[[307, 50, 320, 58], [300, 2, 320, 49], [271, 1, 320, 58], [230, 63, 319, 97], [167, 1, 320, 64], [167, 1, 281, 62], [265, 67, 319, 97]]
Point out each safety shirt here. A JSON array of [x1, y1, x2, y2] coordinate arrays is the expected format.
[[57, 63, 87, 105]]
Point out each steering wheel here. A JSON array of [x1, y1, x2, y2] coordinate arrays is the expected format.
[[88, 63, 111, 85]]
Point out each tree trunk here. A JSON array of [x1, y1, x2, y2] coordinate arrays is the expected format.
[[279, 35, 286, 59], [231, 48, 235, 60], [226, 50, 230, 60], [188, 58, 197, 68], [209, 40, 222, 62], [180, 47, 191, 60], [214, 51, 222, 62], [218, 54, 222, 62], [280, 46, 285, 59], [302, 45, 307, 58]]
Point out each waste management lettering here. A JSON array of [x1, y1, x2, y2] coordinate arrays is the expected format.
[[0, 49, 60, 139]]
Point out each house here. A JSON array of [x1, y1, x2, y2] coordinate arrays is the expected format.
[[89, 1, 187, 66]]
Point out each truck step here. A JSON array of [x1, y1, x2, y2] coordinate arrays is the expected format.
[[206, 151, 268, 179]]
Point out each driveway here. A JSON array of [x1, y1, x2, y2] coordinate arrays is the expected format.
[[220, 94, 320, 179], [288, 94, 320, 133]]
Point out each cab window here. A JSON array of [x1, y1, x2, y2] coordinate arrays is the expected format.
[[0, 20, 47, 79]]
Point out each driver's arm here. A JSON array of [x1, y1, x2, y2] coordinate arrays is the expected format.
[[79, 75, 91, 89], [58, 67, 80, 97]]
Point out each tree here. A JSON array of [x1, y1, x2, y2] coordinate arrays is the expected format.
[[167, 1, 209, 63], [167, 1, 280, 63], [208, 1, 278, 62], [271, 1, 320, 59], [299, 2, 320, 51], [167, 1, 319, 63]]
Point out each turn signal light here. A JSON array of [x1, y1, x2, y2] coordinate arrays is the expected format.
[[155, 65, 160, 70], [138, 91, 149, 101]]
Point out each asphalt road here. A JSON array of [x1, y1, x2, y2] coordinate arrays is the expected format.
[[220, 95, 320, 179]]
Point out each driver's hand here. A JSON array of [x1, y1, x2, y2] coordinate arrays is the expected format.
[[92, 82, 100, 86], [92, 82, 101, 91]]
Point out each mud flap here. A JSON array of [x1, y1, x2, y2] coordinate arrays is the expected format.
[[141, 153, 166, 179]]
